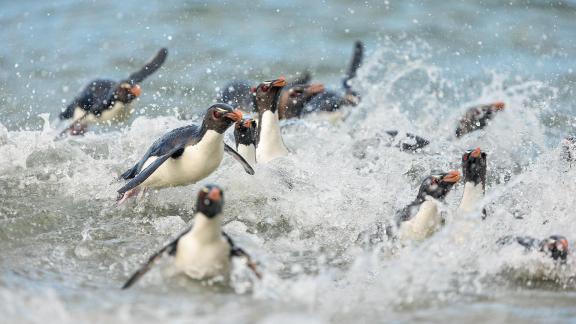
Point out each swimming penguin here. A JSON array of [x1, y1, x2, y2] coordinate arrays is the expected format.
[[57, 48, 168, 135], [351, 131, 430, 159], [496, 235, 569, 262], [234, 117, 257, 166], [302, 40, 363, 115], [117, 104, 254, 204], [122, 185, 261, 289], [277, 83, 325, 120], [457, 148, 487, 217], [253, 77, 289, 163], [397, 171, 461, 241], [455, 102, 505, 138]]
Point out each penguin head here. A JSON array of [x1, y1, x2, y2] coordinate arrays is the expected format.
[[196, 185, 224, 218], [540, 235, 569, 261], [204, 103, 243, 133], [462, 148, 487, 185], [417, 170, 461, 201], [234, 117, 257, 146], [252, 77, 287, 114], [218, 80, 253, 111], [479, 101, 505, 119], [115, 82, 142, 103]]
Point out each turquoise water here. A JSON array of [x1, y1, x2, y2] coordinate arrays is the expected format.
[[1, 1, 576, 323]]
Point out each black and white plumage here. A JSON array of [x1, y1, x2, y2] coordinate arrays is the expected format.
[[253, 77, 290, 163], [497, 235, 569, 262], [457, 148, 487, 217], [58, 48, 168, 135], [234, 117, 257, 166], [397, 171, 461, 241], [455, 102, 505, 138], [122, 185, 261, 289], [117, 104, 254, 203]]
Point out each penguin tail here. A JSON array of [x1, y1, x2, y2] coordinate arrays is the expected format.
[[127, 48, 168, 84]]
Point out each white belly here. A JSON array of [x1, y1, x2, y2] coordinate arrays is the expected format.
[[174, 214, 231, 280], [256, 110, 288, 163], [457, 182, 484, 215], [73, 101, 133, 125], [140, 131, 224, 189], [398, 200, 442, 241], [238, 143, 256, 166]]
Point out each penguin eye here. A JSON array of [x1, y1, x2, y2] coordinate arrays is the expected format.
[[212, 111, 223, 119], [261, 85, 269, 92], [250, 87, 257, 93], [463, 154, 468, 161]]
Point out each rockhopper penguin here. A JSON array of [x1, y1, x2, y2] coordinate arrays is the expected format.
[[117, 104, 254, 204], [58, 48, 168, 135], [457, 148, 487, 217], [122, 185, 261, 289], [496, 235, 569, 262], [455, 102, 505, 138], [397, 171, 461, 241], [253, 77, 289, 163], [234, 117, 257, 166]]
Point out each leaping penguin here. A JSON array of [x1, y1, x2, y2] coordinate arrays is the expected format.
[[234, 117, 257, 166], [455, 102, 505, 138], [496, 235, 569, 262], [457, 148, 487, 217], [57, 48, 168, 135], [122, 185, 261, 289], [117, 104, 254, 204], [253, 77, 289, 163], [397, 171, 461, 241]]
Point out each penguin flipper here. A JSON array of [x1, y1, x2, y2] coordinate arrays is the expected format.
[[224, 143, 255, 175], [222, 232, 262, 279], [127, 48, 168, 84], [342, 41, 364, 90], [117, 146, 185, 195], [122, 227, 191, 289]]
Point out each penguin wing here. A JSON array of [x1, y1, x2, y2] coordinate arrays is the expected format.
[[122, 227, 191, 289], [117, 145, 185, 195], [119, 125, 201, 180], [126, 48, 168, 84], [222, 232, 262, 279], [224, 143, 255, 175], [342, 41, 364, 90]]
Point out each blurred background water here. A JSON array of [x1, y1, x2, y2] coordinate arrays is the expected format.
[[1, 0, 576, 323]]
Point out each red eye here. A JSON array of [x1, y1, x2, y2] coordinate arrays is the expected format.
[[463, 155, 468, 161], [289, 91, 299, 98], [250, 87, 257, 93], [261, 85, 269, 92], [212, 111, 222, 119]]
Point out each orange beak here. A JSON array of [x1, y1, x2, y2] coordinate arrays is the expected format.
[[225, 109, 243, 122], [443, 170, 461, 183], [130, 84, 142, 97], [307, 83, 325, 95], [470, 147, 482, 158], [559, 239, 569, 252], [271, 76, 287, 87], [493, 101, 505, 110], [208, 188, 222, 201]]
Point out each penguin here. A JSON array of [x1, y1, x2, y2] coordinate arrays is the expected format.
[[397, 171, 461, 241], [122, 185, 261, 289], [302, 40, 363, 115], [455, 101, 505, 138], [117, 104, 254, 204], [496, 235, 569, 262], [234, 117, 257, 166], [457, 148, 487, 217], [277, 83, 325, 120], [253, 77, 289, 163], [57, 48, 168, 135]]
